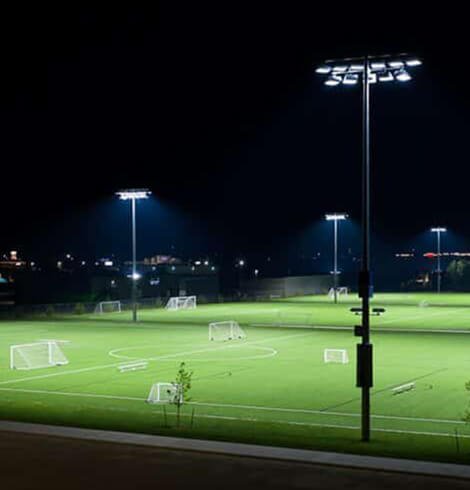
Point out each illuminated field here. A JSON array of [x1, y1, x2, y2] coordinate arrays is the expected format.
[[1, 292, 470, 463]]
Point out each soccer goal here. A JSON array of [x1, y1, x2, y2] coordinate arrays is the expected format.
[[323, 348, 349, 364], [165, 296, 197, 311], [147, 382, 183, 404], [10, 341, 69, 370], [328, 287, 348, 300], [94, 300, 122, 314], [209, 321, 246, 341]]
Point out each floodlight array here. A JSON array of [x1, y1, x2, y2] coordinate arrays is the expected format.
[[116, 189, 151, 200], [325, 213, 348, 221], [316, 55, 422, 86]]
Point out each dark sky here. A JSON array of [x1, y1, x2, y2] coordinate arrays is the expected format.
[[1, 6, 469, 265]]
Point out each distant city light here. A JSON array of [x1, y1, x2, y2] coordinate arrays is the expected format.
[[116, 189, 151, 200], [81, 261, 86, 266], [131, 272, 141, 281], [104, 260, 113, 267], [204, 260, 209, 266], [254, 269, 259, 277], [194, 261, 201, 266], [211, 266, 215, 271], [238, 260, 245, 267]]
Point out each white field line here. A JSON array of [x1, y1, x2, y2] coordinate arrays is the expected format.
[[0, 387, 144, 402], [250, 323, 470, 334], [378, 308, 464, 325], [188, 401, 466, 425], [0, 332, 311, 386], [109, 345, 277, 362], [0, 387, 465, 426], [1, 386, 469, 439]]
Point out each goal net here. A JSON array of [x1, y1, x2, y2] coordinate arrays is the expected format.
[[94, 300, 122, 314], [10, 341, 69, 370], [323, 348, 349, 364], [328, 287, 348, 300], [165, 296, 197, 311], [209, 321, 246, 341], [147, 382, 183, 404]]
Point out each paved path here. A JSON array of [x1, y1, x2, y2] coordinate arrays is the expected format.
[[1, 422, 470, 489]]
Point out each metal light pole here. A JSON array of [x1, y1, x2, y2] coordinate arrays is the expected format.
[[325, 213, 348, 303], [431, 227, 447, 294], [316, 54, 422, 442], [116, 189, 151, 322]]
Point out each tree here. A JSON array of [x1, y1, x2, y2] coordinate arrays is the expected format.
[[173, 362, 193, 427], [463, 381, 470, 423], [447, 259, 470, 290]]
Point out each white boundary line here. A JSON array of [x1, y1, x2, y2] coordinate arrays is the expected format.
[[250, 323, 470, 334], [0, 387, 465, 427]]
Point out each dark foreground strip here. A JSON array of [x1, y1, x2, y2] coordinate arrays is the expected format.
[[1, 420, 469, 480]]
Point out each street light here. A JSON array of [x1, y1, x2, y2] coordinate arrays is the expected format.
[[116, 188, 151, 322], [325, 213, 348, 304], [430, 227, 447, 294], [316, 54, 422, 442]]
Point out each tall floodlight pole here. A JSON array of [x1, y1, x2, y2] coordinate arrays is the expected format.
[[431, 227, 447, 293], [316, 54, 422, 442], [116, 189, 151, 322], [325, 213, 348, 303]]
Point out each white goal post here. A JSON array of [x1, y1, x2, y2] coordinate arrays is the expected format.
[[165, 296, 197, 311], [209, 321, 246, 341], [323, 348, 349, 364], [10, 341, 69, 370], [328, 287, 349, 299], [147, 382, 183, 404], [94, 300, 122, 314]]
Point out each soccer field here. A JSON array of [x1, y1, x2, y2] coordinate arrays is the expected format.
[[1, 292, 470, 463]]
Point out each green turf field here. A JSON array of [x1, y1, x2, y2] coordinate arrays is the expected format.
[[1, 292, 470, 464]]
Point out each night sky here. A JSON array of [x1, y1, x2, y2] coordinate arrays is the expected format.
[[1, 6, 469, 270]]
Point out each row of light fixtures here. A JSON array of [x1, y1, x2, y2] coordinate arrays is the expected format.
[[316, 56, 422, 86]]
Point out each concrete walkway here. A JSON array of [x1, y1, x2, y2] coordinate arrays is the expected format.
[[1, 420, 470, 489]]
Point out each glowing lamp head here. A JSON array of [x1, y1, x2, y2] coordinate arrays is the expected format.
[[325, 213, 348, 221], [116, 188, 151, 200], [431, 227, 447, 233], [131, 272, 142, 280]]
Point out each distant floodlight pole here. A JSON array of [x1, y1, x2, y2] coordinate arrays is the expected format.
[[431, 227, 447, 293], [325, 213, 348, 303], [316, 54, 422, 442], [116, 189, 151, 322]]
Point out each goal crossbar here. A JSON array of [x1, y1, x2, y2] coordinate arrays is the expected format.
[[95, 301, 122, 314], [147, 382, 183, 404], [165, 296, 197, 311], [209, 320, 246, 341]]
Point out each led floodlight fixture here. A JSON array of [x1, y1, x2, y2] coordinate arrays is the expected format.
[[325, 213, 348, 221], [116, 189, 151, 200], [317, 54, 421, 87]]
